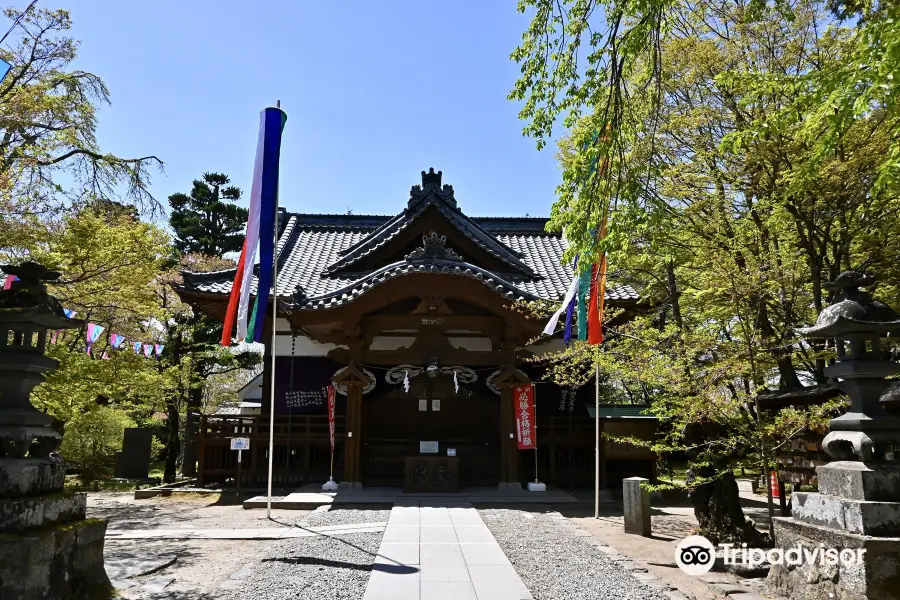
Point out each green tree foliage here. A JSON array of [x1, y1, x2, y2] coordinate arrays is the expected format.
[[168, 173, 248, 256], [0, 7, 175, 485], [23, 206, 171, 424], [510, 0, 900, 260], [59, 406, 135, 484], [154, 251, 261, 482], [512, 1, 897, 543], [0, 6, 162, 220]]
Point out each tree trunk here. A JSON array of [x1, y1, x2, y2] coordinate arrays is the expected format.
[[666, 259, 683, 329], [687, 469, 770, 547], [164, 401, 181, 483], [181, 386, 202, 477]]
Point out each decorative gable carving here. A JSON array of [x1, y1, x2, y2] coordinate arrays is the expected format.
[[408, 168, 457, 209], [405, 231, 463, 262]]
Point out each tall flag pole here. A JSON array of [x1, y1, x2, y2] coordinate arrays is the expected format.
[[267, 195, 280, 519], [538, 125, 611, 516], [265, 101, 287, 519], [215, 103, 286, 518], [595, 347, 601, 518], [591, 157, 610, 519]]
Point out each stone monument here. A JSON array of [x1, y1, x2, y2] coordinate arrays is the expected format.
[[623, 476, 651, 536], [767, 272, 900, 600], [0, 262, 110, 599]]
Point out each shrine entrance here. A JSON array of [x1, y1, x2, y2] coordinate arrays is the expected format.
[[361, 371, 500, 487]]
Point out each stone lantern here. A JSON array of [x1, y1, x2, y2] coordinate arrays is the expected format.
[[768, 272, 900, 600], [0, 261, 110, 599]]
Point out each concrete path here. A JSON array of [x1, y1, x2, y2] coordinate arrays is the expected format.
[[104, 521, 387, 540], [364, 503, 533, 600], [244, 485, 582, 509]]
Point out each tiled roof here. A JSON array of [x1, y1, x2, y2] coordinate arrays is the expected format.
[[180, 172, 640, 310], [181, 211, 639, 310]]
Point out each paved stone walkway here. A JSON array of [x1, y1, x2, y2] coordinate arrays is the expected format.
[[364, 503, 533, 600]]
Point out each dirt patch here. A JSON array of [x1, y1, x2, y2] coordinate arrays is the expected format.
[[87, 492, 308, 530]]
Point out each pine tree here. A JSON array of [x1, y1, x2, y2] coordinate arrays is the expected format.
[[168, 173, 247, 256]]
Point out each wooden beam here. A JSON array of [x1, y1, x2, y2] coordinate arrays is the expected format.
[[327, 345, 532, 367], [361, 314, 504, 335]]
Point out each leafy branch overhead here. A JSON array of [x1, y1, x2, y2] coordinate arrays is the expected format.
[[0, 6, 162, 215], [510, 0, 900, 260]]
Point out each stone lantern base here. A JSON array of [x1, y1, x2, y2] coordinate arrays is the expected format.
[[767, 461, 900, 600], [0, 459, 110, 599]]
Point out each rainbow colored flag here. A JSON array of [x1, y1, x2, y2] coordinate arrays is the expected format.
[[221, 106, 287, 345]]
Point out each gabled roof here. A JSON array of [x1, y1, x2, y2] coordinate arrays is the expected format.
[[179, 170, 640, 311], [324, 169, 535, 278]]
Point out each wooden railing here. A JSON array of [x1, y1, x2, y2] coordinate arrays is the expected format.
[[197, 414, 345, 487]]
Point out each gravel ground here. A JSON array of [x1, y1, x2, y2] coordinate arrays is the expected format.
[[480, 508, 671, 600], [300, 505, 393, 527], [217, 507, 392, 600]]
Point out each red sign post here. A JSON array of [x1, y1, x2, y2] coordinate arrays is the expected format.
[[513, 383, 537, 450], [327, 385, 336, 452]]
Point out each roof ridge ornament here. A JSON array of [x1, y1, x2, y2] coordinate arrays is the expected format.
[[405, 231, 463, 262], [409, 167, 457, 209]]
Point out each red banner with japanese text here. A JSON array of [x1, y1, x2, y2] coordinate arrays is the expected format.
[[513, 383, 536, 450], [327, 385, 336, 452]]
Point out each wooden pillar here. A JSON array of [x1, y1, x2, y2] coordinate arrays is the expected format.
[[495, 365, 530, 489], [500, 384, 518, 485], [344, 383, 362, 484], [333, 362, 371, 488]]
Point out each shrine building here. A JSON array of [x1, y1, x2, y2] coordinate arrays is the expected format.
[[177, 168, 657, 492]]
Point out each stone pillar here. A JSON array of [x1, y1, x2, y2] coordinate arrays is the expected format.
[[766, 273, 900, 600], [623, 477, 651, 536], [0, 262, 111, 599]]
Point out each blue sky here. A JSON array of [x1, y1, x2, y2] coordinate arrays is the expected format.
[[64, 0, 563, 219]]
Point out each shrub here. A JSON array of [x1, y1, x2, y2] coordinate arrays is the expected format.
[[59, 407, 135, 484]]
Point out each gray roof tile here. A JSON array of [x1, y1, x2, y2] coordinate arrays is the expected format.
[[181, 212, 639, 309]]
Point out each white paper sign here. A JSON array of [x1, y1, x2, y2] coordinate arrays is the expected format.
[[432, 399, 440, 411], [418, 399, 428, 411], [230, 437, 250, 451], [420, 441, 439, 454]]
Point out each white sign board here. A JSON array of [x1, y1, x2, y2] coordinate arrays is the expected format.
[[230, 437, 250, 451], [419, 441, 439, 454]]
